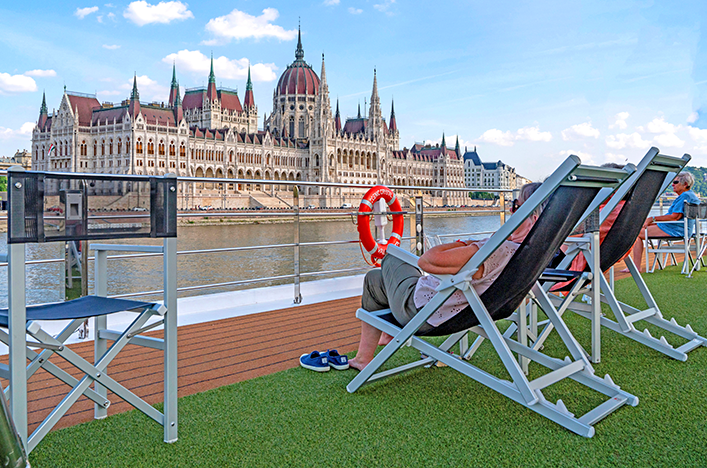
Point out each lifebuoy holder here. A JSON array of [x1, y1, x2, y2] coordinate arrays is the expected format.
[[357, 185, 404, 266]]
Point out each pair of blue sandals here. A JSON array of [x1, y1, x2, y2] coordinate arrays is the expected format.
[[299, 349, 349, 372]]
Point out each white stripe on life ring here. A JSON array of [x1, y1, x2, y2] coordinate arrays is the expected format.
[[387, 193, 397, 206], [360, 199, 374, 210], [390, 232, 402, 241], [366, 244, 378, 255]]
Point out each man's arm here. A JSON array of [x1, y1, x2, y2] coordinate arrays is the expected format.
[[417, 241, 484, 277]]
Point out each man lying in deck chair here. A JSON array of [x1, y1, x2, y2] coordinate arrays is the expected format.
[[347, 156, 638, 438], [350, 182, 543, 370]]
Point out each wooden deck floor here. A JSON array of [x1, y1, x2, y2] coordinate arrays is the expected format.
[[1, 296, 363, 434], [0, 262, 683, 436]]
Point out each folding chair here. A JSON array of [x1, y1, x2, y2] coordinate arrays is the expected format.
[[645, 201, 705, 275], [686, 203, 707, 278], [538, 150, 707, 362], [348, 156, 637, 438], [0, 167, 178, 453]]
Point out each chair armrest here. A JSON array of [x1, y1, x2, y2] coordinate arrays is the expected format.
[[90, 244, 164, 254], [386, 244, 420, 267]]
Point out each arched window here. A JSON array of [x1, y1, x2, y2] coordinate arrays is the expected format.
[[94, 141, 98, 156], [298, 117, 305, 138], [180, 144, 186, 158], [169, 143, 175, 156], [136, 139, 143, 154], [117, 138, 122, 155], [101, 141, 105, 156], [148, 140, 154, 155], [109, 139, 113, 155], [158, 141, 165, 156], [289, 116, 295, 138]]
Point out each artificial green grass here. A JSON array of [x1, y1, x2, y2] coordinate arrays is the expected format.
[[31, 267, 707, 467]]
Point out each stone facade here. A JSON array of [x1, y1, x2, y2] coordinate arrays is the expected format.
[[31, 30, 467, 207], [463, 147, 519, 190]]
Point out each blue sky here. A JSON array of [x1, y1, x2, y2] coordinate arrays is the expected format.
[[1, 0, 706, 180]]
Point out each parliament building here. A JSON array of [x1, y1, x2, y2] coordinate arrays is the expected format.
[[31, 30, 466, 208]]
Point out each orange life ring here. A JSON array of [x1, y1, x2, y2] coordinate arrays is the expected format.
[[357, 185, 404, 266]]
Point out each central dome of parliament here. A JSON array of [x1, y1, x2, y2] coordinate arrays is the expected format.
[[275, 28, 320, 97]]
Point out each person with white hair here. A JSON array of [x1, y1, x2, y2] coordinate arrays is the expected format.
[[625, 171, 700, 272]]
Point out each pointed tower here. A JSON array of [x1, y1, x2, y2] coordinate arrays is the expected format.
[[314, 54, 331, 132], [206, 53, 218, 101], [168, 63, 179, 107], [366, 69, 382, 139], [173, 82, 183, 122], [295, 24, 304, 61], [441, 132, 447, 152], [454, 135, 460, 157], [38, 91, 48, 128], [334, 99, 342, 133], [357, 103, 361, 119], [128, 74, 141, 118], [389, 100, 397, 132], [244, 65, 255, 110]]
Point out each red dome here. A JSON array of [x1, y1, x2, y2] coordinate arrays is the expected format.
[[276, 62, 320, 96]]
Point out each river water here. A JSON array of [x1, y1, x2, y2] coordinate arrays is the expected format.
[[0, 214, 502, 307]]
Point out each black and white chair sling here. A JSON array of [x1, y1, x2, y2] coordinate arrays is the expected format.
[[536, 149, 707, 362], [347, 156, 638, 438], [0, 167, 178, 453]]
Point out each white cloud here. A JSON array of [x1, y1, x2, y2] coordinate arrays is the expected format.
[[97, 90, 121, 97], [348, 7, 363, 14], [323, 0, 340, 4], [645, 116, 680, 134], [163, 50, 278, 82], [559, 149, 597, 165], [204, 8, 297, 43], [103, 44, 121, 50], [476, 129, 515, 147], [561, 121, 600, 140], [124, 1, 193, 26], [653, 132, 684, 148], [516, 125, 552, 142], [75, 6, 99, 19], [97, 15, 103, 23], [24, 69, 57, 77], [107, 12, 116, 20], [374, 0, 396, 15], [687, 112, 699, 124], [609, 112, 629, 130], [605, 153, 628, 164], [0, 73, 37, 94], [688, 126, 707, 142], [0, 122, 35, 139], [605, 132, 650, 150], [117, 75, 169, 102]]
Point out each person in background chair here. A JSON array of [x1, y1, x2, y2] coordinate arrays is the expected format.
[[626, 171, 699, 272]]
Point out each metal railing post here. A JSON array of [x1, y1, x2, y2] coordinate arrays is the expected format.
[[293, 186, 302, 304], [0, 380, 28, 468], [415, 196, 424, 256], [499, 191, 506, 225], [93, 248, 108, 420], [7, 242, 27, 449]]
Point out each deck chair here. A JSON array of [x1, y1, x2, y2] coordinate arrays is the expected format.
[[537, 149, 707, 362], [645, 201, 706, 275], [347, 156, 638, 438], [0, 167, 178, 453]]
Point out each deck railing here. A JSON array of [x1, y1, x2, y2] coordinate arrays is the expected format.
[[0, 171, 514, 306]]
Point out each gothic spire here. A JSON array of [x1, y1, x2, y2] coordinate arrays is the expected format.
[[335, 98, 342, 132], [129, 73, 141, 117], [130, 74, 139, 101], [244, 64, 255, 109], [320, 53, 327, 88], [295, 22, 304, 61], [169, 63, 180, 107], [371, 68, 378, 101], [208, 53, 216, 83], [40, 91, 48, 115], [389, 99, 397, 132], [441, 132, 446, 148], [174, 81, 183, 122], [207, 53, 218, 101], [455, 135, 460, 155], [357, 102, 361, 119]]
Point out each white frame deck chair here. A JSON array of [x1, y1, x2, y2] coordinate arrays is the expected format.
[[347, 156, 638, 438], [538, 150, 707, 362], [0, 167, 178, 453], [645, 201, 706, 275]]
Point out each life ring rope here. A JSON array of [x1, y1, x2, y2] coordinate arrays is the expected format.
[[357, 185, 405, 267]]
